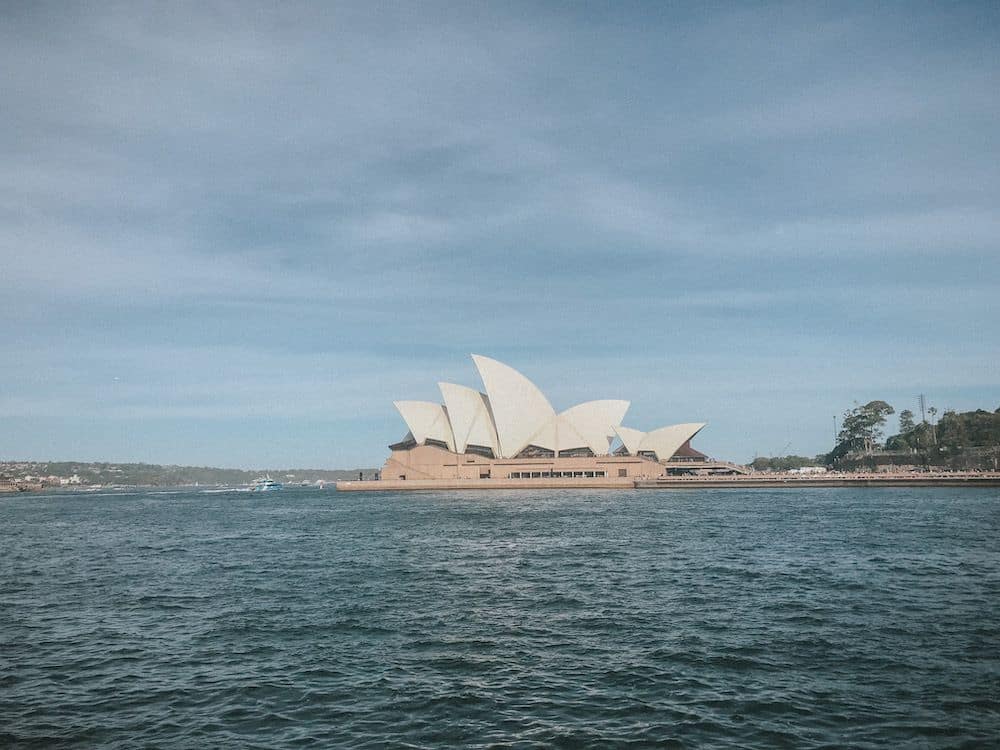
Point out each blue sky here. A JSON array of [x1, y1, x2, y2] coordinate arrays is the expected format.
[[2, 2, 998, 468]]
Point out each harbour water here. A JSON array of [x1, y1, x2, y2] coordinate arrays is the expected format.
[[2, 487, 998, 748]]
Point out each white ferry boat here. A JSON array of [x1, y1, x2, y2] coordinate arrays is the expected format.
[[249, 475, 283, 492]]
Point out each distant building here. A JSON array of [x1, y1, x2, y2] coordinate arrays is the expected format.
[[383, 355, 708, 481]]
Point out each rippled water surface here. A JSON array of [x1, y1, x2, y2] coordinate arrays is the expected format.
[[3, 487, 999, 748]]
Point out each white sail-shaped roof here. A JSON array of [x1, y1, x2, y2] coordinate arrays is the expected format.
[[393, 401, 456, 452], [522, 414, 591, 454], [560, 400, 630, 456], [390, 356, 706, 462], [638, 422, 706, 461], [523, 417, 559, 452], [438, 382, 499, 455], [472, 354, 555, 458], [613, 426, 646, 456]]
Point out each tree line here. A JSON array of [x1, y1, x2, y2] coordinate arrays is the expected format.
[[754, 402, 1000, 471], [828, 401, 1000, 468]]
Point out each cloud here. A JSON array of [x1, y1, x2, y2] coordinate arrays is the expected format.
[[1, 2, 998, 465]]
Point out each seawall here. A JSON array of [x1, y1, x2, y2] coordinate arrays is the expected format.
[[635, 472, 1000, 488], [336, 472, 1000, 492]]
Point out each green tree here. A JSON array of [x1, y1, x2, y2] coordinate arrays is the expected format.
[[876, 405, 1000, 469], [899, 409, 915, 433], [838, 400, 895, 453]]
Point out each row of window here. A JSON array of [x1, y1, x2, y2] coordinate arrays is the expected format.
[[507, 471, 608, 479]]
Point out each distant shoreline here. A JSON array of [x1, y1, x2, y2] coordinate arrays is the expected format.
[[0, 460, 379, 493], [6, 471, 999, 494], [0, 482, 340, 495]]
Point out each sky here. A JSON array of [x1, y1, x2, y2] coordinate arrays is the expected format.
[[2, 1, 998, 469]]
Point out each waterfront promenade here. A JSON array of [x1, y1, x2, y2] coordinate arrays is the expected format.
[[336, 471, 1000, 491], [634, 471, 1000, 489]]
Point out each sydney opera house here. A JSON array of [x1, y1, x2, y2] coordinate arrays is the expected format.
[[381, 355, 706, 483]]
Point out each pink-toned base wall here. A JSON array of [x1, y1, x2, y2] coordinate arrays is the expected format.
[[381, 444, 664, 481]]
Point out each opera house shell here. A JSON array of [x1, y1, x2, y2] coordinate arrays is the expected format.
[[383, 355, 706, 482]]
